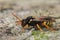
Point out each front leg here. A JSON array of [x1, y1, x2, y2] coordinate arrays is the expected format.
[[21, 24, 29, 33], [24, 24, 29, 29]]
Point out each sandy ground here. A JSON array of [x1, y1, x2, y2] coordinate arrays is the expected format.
[[0, 0, 60, 40]]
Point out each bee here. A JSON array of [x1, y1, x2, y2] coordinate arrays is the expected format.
[[12, 13, 55, 32]]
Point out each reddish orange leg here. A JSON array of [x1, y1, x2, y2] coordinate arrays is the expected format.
[[21, 24, 29, 32], [24, 24, 29, 29], [36, 24, 43, 32], [42, 22, 55, 32]]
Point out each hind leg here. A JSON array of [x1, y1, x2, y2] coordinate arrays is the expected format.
[[42, 22, 55, 31]]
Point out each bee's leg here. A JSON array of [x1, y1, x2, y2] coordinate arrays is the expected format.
[[21, 24, 29, 32], [36, 24, 43, 32], [24, 24, 29, 29], [43, 22, 55, 31]]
